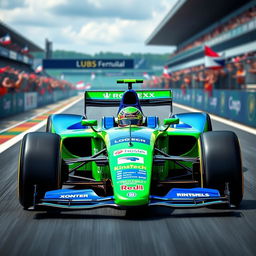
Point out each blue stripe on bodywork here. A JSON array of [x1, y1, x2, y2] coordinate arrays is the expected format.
[[108, 127, 152, 146], [173, 112, 207, 132]]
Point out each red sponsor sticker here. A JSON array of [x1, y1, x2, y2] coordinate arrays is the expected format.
[[120, 185, 144, 191], [114, 150, 124, 156]]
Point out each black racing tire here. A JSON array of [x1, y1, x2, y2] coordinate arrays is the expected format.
[[18, 132, 62, 209], [46, 115, 53, 132], [200, 131, 243, 207], [205, 113, 212, 131]]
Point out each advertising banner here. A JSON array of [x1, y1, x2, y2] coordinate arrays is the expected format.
[[173, 89, 256, 128], [0, 94, 13, 118], [1, 90, 76, 119], [43, 59, 134, 69], [0, 93, 24, 118], [24, 92, 37, 111]]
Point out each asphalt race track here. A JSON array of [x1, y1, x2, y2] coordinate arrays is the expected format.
[[0, 99, 256, 256]]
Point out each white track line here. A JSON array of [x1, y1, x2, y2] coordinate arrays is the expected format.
[[0, 98, 78, 134], [0, 96, 83, 154], [173, 102, 256, 135]]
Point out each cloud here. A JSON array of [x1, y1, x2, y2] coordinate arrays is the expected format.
[[0, 1, 60, 28], [49, 0, 153, 20], [0, 0, 178, 54], [0, 0, 27, 10], [61, 19, 149, 48]]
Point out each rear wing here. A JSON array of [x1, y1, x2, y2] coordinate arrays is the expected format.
[[84, 89, 173, 117]]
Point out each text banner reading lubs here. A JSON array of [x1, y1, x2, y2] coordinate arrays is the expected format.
[[43, 59, 134, 69]]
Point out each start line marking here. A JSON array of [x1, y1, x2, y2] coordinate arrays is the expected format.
[[0, 96, 83, 154], [173, 102, 256, 135]]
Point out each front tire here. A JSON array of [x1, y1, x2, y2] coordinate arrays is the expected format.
[[18, 132, 62, 209], [200, 131, 243, 207]]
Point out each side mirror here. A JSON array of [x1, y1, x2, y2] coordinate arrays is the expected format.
[[81, 119, 98, 127], [163, 118, 179, 125], [163, 118, 179, 131]]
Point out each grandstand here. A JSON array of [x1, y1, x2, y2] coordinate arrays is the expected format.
[[0, 20, 43, 67], [146, 0, 256, 88], [145, 0, 256, 127], [0, 21, 76, 118]]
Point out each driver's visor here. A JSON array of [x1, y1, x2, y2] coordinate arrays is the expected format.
[[119, 119, 142, 126]]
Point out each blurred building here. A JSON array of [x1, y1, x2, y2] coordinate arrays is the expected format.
[[0, 20, 44, 70]]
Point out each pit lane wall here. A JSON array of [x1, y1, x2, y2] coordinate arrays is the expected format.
[[0, 90, 77, 118], [173, 89, 256, 128]]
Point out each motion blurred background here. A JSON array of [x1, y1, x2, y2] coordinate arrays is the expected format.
[[1, 1, 256, 256], [0, 0, 256, 127]]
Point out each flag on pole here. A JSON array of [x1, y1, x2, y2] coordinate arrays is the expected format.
[[163, 66, 171, 78], [76, 81, 85, 89], [143, 72, 150, 80], [204, 45, 225, 69], [60, 73, 65, 80], [35, 65, 43, 73], [76, 81, 91, 90], [91, 72, 96, 81], [21, 45, 29, 54], [0, 34, 11, 45], [85, 83, 92, 90]]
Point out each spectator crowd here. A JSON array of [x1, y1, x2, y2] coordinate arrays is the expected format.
[[0, 65, 75, 97], [145, 52, 256, 93], [171, 6, 256, 58]]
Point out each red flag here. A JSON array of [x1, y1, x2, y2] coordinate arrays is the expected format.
[[21, 45, 29, 54], [163, 66, 171, 78], [0, 66, 9, 73], [35, 65, 43, 73], [204, 45, 225, 69], [0, 34, 11, 45], [204, 45, 219, 57]]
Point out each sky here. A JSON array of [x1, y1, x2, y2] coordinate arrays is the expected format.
[[0, 0, 178, 55]]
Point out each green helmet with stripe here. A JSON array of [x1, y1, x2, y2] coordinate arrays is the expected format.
[[118, 107, 143, 126]]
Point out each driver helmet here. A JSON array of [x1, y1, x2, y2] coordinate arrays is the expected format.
[[118, 107, 143, 127]]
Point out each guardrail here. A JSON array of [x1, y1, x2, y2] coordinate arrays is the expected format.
[[0, 90, 78, 118], [173, 89, 256, 128]]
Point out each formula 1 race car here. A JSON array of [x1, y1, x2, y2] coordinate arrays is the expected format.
[[18, 79, 243, 211]]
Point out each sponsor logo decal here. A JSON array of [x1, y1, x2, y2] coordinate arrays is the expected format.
[[117, 156, 144, 164], [196, 94, 203, 104], [137, 92, 155, 98], [228, 96, 241, 115], [220, 92, 226, 113], [114, 164, 146, 171], [103, 92, 123, 99], [209, 97, 218, 107], [102, 92, 156, 99], [114, 148, 147, 156], [176, 193, 210, 197], [247, 94, 256, 121], [60, 194, 89, 199], [116, 169, 147, 180], [121, 185, 144, 191], [117, 180, 145, 184], [127, 192, 137, 197], [111, 136, 150, 145]]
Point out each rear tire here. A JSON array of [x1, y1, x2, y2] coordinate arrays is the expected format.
[[18, 132, 62, 209], [200, 131, 243, 207]]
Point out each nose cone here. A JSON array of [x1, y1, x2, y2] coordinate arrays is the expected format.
[[112, 162, 152, 206], [106, 127, 155, 207], [115, 182, 150, 206]]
